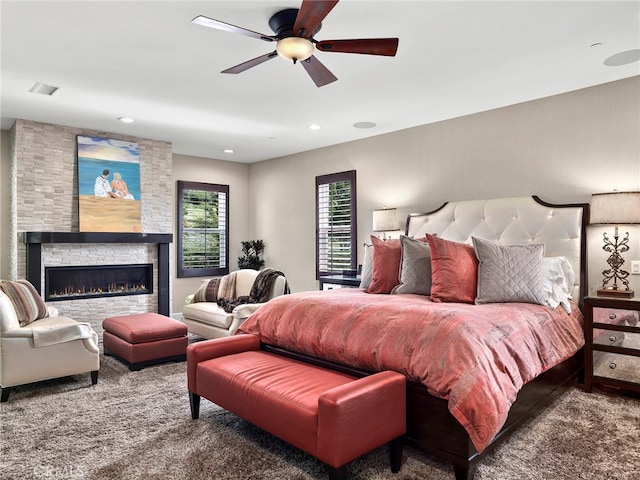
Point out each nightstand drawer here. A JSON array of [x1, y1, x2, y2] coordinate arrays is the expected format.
[[593, 351, 640, 384], [593, 330, 625, 348], [593, 308, 639, 326]]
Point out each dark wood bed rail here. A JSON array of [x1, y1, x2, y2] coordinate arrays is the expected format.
[[262, 343, 583, 480]]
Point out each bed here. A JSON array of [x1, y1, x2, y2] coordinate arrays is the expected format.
[[238, 196, 588, 479]]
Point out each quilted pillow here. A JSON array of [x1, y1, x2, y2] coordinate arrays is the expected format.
[[365, 236, 401, 294], [426, 234, 478, 304], [472, 237, 546, 305], [0, 279, 49, 327], [391, 236, 432, 295]]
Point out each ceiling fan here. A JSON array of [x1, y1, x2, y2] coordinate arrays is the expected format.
[[192, 0, 399, 87]]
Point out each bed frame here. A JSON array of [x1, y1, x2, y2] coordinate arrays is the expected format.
[[266, 196, 589, 479]]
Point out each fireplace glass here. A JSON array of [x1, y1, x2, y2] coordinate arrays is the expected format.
[[45, 264, 153, 301]]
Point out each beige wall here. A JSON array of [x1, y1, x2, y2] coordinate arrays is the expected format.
[[171, 154, 250, 310], [2, 76, 639, 308], [249, 77, 640, 294]]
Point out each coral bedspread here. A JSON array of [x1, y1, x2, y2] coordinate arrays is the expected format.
[[237, 289, 584, 452]]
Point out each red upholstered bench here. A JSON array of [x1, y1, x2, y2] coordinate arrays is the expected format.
[[187, 334, 406, 480], [103, 313, 188, 371]]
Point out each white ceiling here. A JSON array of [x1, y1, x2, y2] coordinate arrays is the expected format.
[[2, 1, 639, 163]]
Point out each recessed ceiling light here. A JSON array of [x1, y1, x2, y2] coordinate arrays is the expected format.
[[353, 121, 376, 129], [224, 149, 234, 154], [29, 82, 59, 96], [118, 117, 134, 123], [308, 124, 321, 130], [604, 49, 640, 66]]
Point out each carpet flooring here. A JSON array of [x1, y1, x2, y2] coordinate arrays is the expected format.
[[1, 354, 639, 480]]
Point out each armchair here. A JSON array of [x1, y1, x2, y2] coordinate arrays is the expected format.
[[0, 290, 100, 402], [182, 269, 287, 339]]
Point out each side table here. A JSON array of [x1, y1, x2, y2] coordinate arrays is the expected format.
[[318, 275, 361, 290], [583, 296, 640, 397]]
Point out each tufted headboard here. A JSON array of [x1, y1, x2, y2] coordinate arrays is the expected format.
[[405, 196, 588, 304]]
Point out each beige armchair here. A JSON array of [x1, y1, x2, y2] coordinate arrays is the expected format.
[[182, 269, 287, 340], [0, 290, 100, 402]]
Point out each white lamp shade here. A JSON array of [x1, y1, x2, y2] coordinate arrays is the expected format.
[[373, 208, 397, 232], [590, 191, 640, 225], [276, 37, 314, 62]]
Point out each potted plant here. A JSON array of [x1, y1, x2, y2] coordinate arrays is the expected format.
[[237, 240, 265, 270]]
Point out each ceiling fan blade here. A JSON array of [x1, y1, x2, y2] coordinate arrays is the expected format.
[[221, 51, 278, 74], [301, 55, 337, 88], [293, 0, 339, 38], [192, 15, 276, 42], [316, 38, 399, 56]]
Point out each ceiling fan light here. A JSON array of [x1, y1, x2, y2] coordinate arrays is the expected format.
[[276, 37, 314, 62]]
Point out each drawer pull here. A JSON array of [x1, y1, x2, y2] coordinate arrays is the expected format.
[[609, 313, 617, 320], [609, 362, 617, 370], [609, 335, 617, 342]]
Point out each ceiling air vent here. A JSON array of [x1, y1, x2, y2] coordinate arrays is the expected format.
[[29, 82, 59, 96]]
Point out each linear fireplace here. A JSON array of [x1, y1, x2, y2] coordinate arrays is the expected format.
[[24, 232, 173, 315], [45, 264, 153, 302]]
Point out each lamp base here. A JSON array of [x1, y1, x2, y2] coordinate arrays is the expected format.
[[597, 288, 635, 298]]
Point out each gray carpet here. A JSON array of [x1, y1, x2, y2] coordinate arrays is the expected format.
[[1, 354, 639, 480]]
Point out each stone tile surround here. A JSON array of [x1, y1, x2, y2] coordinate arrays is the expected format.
[[8, 120, 173, 340]]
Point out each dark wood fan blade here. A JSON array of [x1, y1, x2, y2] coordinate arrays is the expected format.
[[293, 0, 339, 38], [192, 15, 276, 42], [221, 51, 278, 74], [301, 56, 337, 87], [316, 38, 399, 56]]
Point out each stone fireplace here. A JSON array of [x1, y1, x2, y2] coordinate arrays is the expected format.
[[24, 232, 172, 316], [9, 119, 174, 342]]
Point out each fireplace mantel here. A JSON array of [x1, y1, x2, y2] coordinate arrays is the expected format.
[[24, 231, 173, 315]]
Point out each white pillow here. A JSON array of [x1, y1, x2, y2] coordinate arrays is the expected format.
[[541, 256, 575, 313], [358, 243, 373, 289]]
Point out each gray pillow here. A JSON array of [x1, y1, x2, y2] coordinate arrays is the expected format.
[[391, 236, 432, 295], [359, 243, 373, 289], [472, 237, 546, 305]]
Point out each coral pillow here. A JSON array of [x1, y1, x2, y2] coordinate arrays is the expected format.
[[426, 234, 478, 303], [365, 236, 402, 294]]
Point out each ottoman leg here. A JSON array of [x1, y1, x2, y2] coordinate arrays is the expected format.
[[389, 436, 404, 473], [327, 464, 346, 480], [190, 391, 201, 419]]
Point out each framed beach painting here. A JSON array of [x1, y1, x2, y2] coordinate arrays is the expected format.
[[77, 135, 142, 232]]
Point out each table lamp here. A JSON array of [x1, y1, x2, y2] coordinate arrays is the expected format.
[[372, 207, 397, 240], [590, 191, 640, 297]]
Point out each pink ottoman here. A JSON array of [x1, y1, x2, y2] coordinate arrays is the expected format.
[[103, 313, 188, 370]]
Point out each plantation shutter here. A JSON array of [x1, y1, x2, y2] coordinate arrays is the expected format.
[[316, 171, 357, 278], [177, 181, 229, 278]]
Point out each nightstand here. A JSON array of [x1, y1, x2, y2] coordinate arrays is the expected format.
[[318, 275, 361, 290], [583, 296, 640, 397]]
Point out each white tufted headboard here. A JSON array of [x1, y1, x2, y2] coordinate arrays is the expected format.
[[405, 196, 588, 304]]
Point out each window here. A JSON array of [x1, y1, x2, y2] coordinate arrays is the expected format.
[[316, 170, 357, 278], [177, 181, 229, 278]]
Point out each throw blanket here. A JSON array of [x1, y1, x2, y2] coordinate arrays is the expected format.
[[217, 269, 289, 313], [237, 288, 585, 452], [31, 321, 94, 347]]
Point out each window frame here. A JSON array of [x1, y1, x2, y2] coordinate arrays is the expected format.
[[316, 170, 358, 279], [176, 180, 229, 278]]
